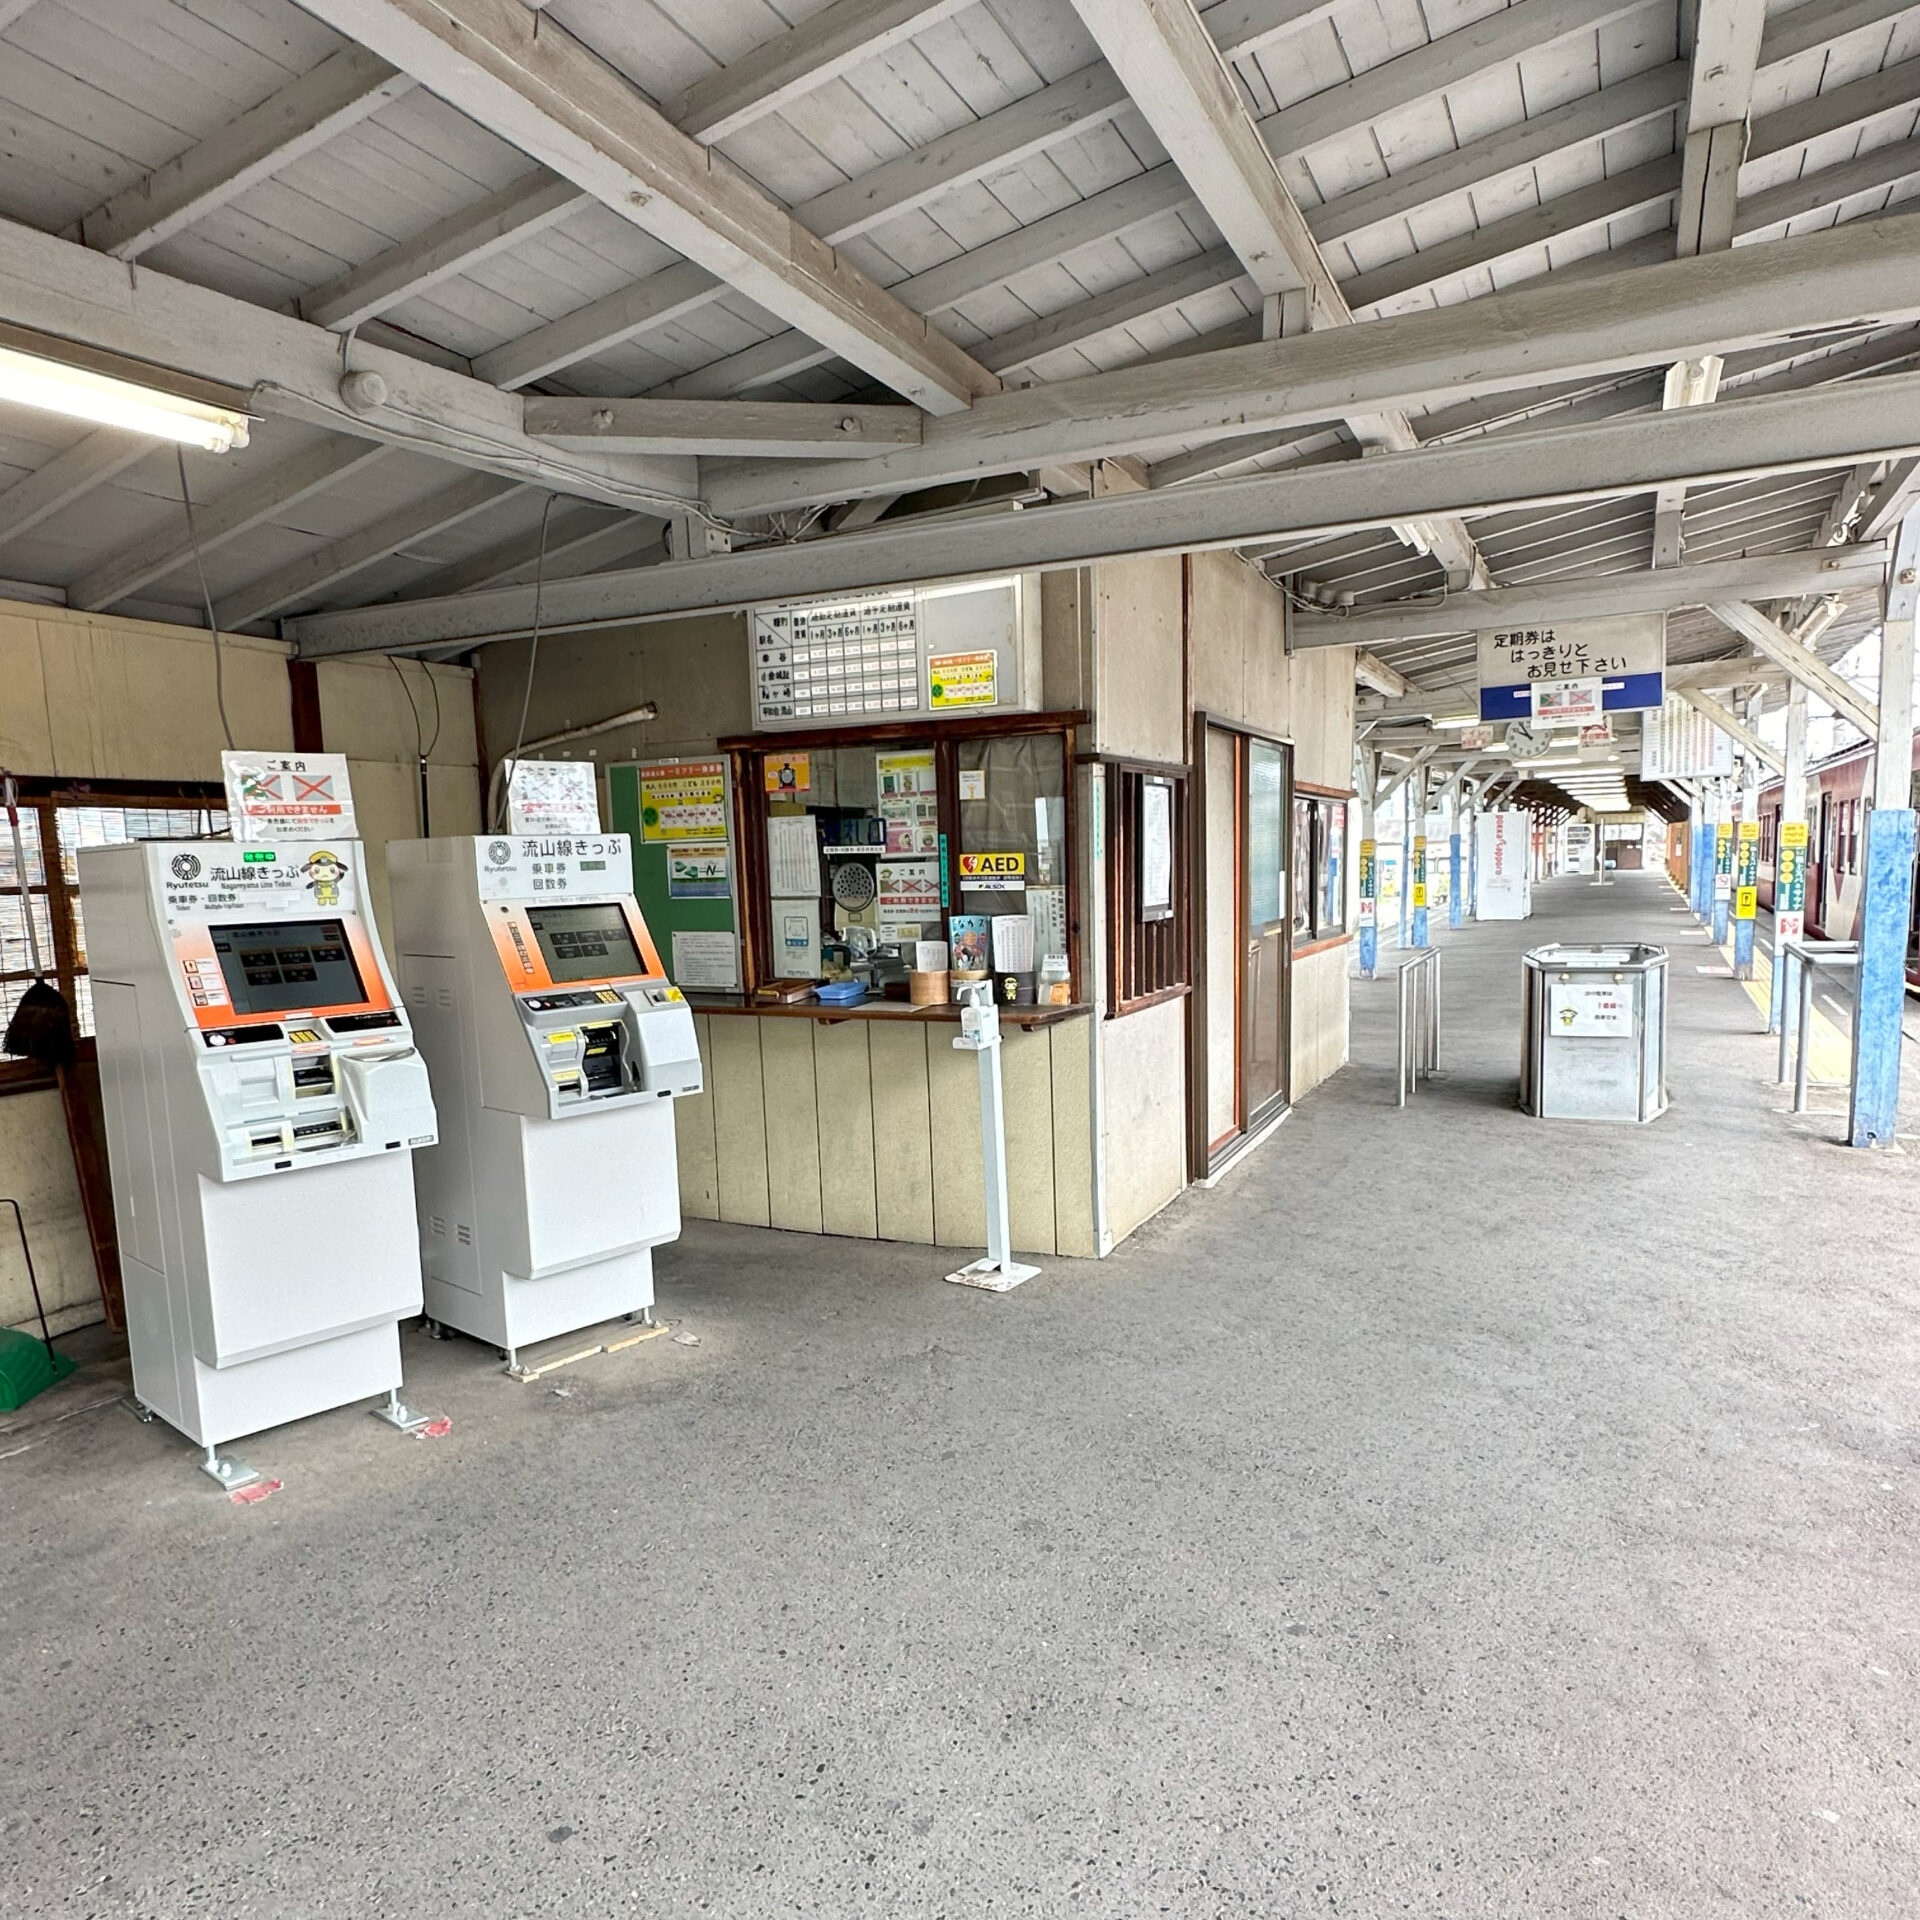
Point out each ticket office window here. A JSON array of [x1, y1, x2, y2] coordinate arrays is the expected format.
[[734, 719, 1078, 995]]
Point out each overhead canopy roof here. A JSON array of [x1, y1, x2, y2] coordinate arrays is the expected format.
[[0, 0, 1914, 698]]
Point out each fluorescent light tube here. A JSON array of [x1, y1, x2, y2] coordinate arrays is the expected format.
[[0, 345, 250, 452]]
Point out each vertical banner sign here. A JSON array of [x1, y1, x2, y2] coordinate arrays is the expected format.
[[1358, 837, 1378, 979], [1713, 822, 1734, 898], [1411, 837, 1428, 909], [1777, 820, 1808, 941], [1734, 820, 1759, 920]]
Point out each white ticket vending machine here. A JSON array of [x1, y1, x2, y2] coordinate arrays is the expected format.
[[388, 833, 702, 1371], [80, 838, 440, 1487]]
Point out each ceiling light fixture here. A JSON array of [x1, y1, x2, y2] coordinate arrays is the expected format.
[[0, 343, 251, 452]]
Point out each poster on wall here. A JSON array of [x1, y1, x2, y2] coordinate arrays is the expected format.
[[667, 844, 730, 899], [506, 759, 601, 835], [222, 751, 357, 843], [877, 748, 938, 854], [671, 928, 738, 990], [639, 760, 727, 840], [928, 650, 997, 710], [764, 751, 811, 799]]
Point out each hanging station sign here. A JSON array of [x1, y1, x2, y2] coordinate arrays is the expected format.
[[1477, 612, 1665, 722]]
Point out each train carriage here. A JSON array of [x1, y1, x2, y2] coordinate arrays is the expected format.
[[1753, 735, 1920, 988]]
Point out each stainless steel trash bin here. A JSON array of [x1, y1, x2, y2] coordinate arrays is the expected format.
[[1521, 943, 1669, 1123]]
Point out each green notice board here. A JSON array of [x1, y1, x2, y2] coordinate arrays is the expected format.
[[607, 760, 741, 990]]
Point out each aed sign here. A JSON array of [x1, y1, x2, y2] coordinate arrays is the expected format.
[[1478, 612, 1665, 721], [958, 850, 1025, 891]]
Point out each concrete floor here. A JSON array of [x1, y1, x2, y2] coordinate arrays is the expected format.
[[5, 872, 1919, 1917]]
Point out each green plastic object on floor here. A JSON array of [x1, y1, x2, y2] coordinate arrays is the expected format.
[[0, 1326, 76, 1412]]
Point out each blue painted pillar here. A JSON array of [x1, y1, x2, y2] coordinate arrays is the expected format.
[[1849, 808, 1917, 1145], [1448, 831, 1464, 930], [1412, 833, 1429, 947], [1690, 811, 1709, 917]]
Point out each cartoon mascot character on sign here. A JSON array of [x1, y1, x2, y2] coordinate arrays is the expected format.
[[300, 848, 348, 908]]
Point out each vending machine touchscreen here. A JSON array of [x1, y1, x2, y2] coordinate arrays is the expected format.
[[390, 832, 702, 1371], [80, 838, 439, 1485]]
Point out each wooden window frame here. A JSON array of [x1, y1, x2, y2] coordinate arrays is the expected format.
[[1103, 757, 1191, 1018], [1293, 781, 1355, 945], [2, 779, 228, 1095], [720, 711, 1085, 1000]]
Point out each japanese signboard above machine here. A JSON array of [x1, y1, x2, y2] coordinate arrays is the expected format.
[[1477, 613, 1666, 723]]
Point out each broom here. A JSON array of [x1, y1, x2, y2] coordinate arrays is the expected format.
[[3, 774, 74, 1071]]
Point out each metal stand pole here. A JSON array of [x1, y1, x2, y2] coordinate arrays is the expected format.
[[1794, 955, 1815, 1115], [945, 984, 1040, 1292]]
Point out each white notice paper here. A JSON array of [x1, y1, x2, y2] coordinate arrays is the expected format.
[[507, 758, 601, 835], [670, 929, 739, 991], [768, 814, 820, 897]]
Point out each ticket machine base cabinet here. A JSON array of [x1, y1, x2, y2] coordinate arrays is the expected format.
[[82, 840, 437, 1482], [392, 835, 701, 1375]]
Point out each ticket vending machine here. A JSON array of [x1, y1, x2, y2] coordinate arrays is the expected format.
[[80, 839, 439, 1487], [388, 833, 702, 1371]]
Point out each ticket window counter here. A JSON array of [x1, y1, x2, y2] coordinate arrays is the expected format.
[[732, 717, 1082, 1007], [660, 715, 1096, 1260]]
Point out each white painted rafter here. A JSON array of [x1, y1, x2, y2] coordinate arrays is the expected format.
[[668, 0, 982, 143], [1287, 547, 1891, 649], [214, 469, 530, 629], [1676, 685, 1784, 773], [1060, 0, 1489, 585], [706, 211, 1920, 515], [73, 49, 414, 260], [72, 441, 395, 613], [0, 430, 151, 554], [395, 505, 662, 601], [286, 374, 1920, 655], [522, 398, 922, 458], [298, 172, 585, 332], [294, 0, 993, 414], [1709, 600, 1880, 736]]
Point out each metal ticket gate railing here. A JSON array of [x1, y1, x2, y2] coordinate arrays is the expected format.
[[1397, 948, 1440, 1107]]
